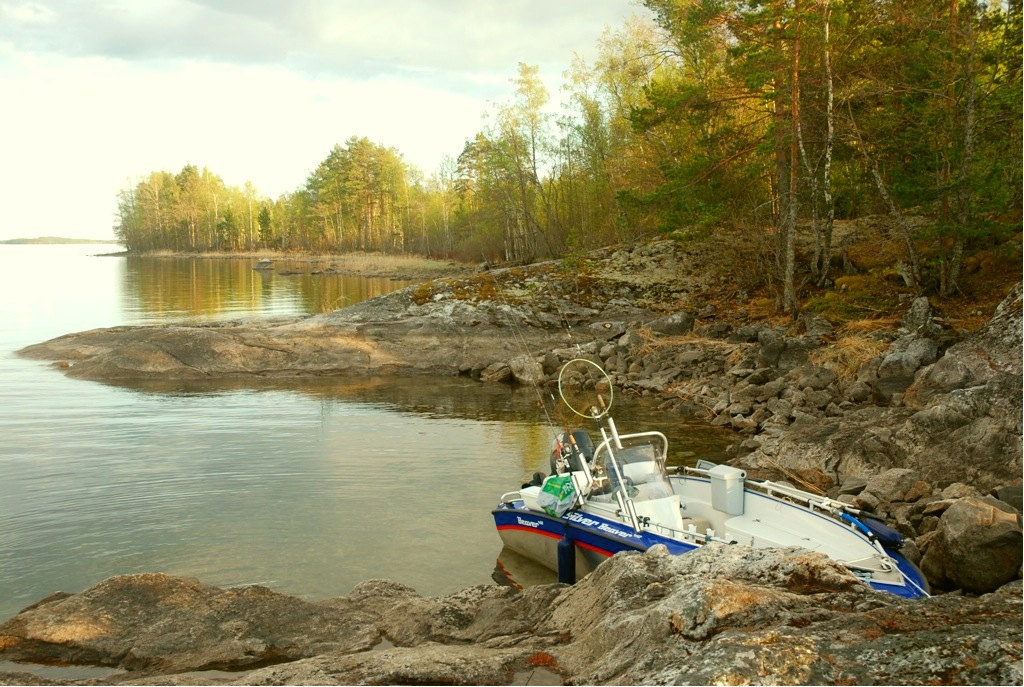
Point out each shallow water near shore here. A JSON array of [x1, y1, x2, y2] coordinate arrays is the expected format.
[[0, 244, 732, 622]]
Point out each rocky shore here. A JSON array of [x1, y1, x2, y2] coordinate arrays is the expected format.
[[0, 547, 1021, 686], [8, 239, 1023, 684]]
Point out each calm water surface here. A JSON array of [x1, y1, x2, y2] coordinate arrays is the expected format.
[[0, 244, 732, 621]]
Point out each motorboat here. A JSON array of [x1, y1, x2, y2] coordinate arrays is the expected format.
[[492, 360, 930, 599]]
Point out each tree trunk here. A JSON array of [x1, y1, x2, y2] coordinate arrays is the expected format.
[[848, 104, 921, 289], [783, 3, 801, 316], [819, 0, 836, 286], [943, 0, 977, 298]]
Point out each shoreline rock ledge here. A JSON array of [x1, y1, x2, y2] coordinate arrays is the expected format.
[[0, 546, 1020, 686]]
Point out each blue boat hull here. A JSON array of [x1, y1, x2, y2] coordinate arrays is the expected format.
[[493, 501, 928, 598]]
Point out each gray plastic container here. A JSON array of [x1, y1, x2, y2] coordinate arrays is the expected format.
[[709, 464, 746, 515]]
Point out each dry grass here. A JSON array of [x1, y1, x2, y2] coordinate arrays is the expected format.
[[839, 317, 903, 335], [629, 327, 743, 358], [725, 345, 749, 367], [945, 311, 993, 331], [328, 252, 462, 274], [629, 326, 658, 356], [809, 333, 890, 382]]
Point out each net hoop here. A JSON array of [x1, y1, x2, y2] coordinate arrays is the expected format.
[[557, 358, 613, 419]]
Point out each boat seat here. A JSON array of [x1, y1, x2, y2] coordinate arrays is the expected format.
[[520, 486, 543, 513]]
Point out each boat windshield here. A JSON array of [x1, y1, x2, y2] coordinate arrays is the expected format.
[[591, 433, 673, 502]]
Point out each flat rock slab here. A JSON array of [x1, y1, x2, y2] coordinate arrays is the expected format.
[[0, 547, 1020, 685], [16, 305, 573, 382]]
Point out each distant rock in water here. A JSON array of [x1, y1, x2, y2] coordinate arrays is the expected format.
[[0, 546, 1019, 685], [253, 258, 274, 271]]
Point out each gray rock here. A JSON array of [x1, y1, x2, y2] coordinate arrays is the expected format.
[[619, 329, 646, 348], [695, 322, 732, 339], [799, 313, 835, 338], [878, 350, 922, 378], [540, 351, 561, 375], [902, 296, 936, 333], [904, 336, 939, 367], [856, 355, 883, 382], [878, 336, 939, 379], [850, 491, 882, 512], [870, 375, 914, 405], [991, 485, 1024, 513], [542, 546, 1022, 686], [0, 573, 381, 673], [766, 398, 794, 420], [765, 378, 786, 401], [838, 477, 868, 496], [729, 382, 762, 403], [786, 364, 838, 391], [2, 550, 1018, 686], [864, 468, 922, 503], [920, 497, 1024, 594], [479, 361, 513, 383], [727, 325, 762, 343], [942, 483, 984, 499], [508, 355, 545, 386], [910, 282, 1022, 405], [726, 401, 753, 416], [776, 338, 816, 371], [909, 403, 972, 432], [589, 321, 627, 339], [746, 367, 773, 385], [803, 389, 833, 410], [647, 311, 695, 336], [673, 349, 704, 366]]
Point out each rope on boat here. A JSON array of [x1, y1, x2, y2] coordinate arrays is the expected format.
[[900, 568, 932, 598]]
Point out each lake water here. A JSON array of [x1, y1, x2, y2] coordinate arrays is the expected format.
[[0, 244, 732, 621]]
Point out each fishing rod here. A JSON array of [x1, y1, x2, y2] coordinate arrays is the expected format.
[[478, 268, 567, 446]]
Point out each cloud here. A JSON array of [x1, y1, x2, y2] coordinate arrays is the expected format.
[[0, 0, 646, 239], [0, 1, 638, 91]]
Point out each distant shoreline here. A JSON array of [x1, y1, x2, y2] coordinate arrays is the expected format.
[[0, 237, 120, 245]]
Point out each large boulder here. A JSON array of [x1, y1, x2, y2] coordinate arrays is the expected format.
[[740, 284, 1023, 492], [863, 468, 923, 503], [541, 545, 1021, 685], [1, 548, 1021, 686], [920, 497, 1023, 594], [16, 294, 574, 382], [909, 282, 1022, 404], [508, 354, 545, 386], [0, 573, 383, 673], [647, 311, 695, 336]]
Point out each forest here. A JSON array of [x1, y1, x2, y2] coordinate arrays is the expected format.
[[114, 0, 1022, 308]]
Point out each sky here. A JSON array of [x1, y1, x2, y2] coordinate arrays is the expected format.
[[0, 0, 647, 240]]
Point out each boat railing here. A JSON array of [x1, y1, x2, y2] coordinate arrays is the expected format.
[[593, 430, 670, 457], [679, 465, 853, 516], [499, 490, 522, 505], [642, 518, 734, 546], [677, 465, 903, 562]]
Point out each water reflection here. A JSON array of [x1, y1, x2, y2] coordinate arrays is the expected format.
[[0, 245, 736, 623], [121, 257, 413, 323], [95, 375, 734, 468]]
